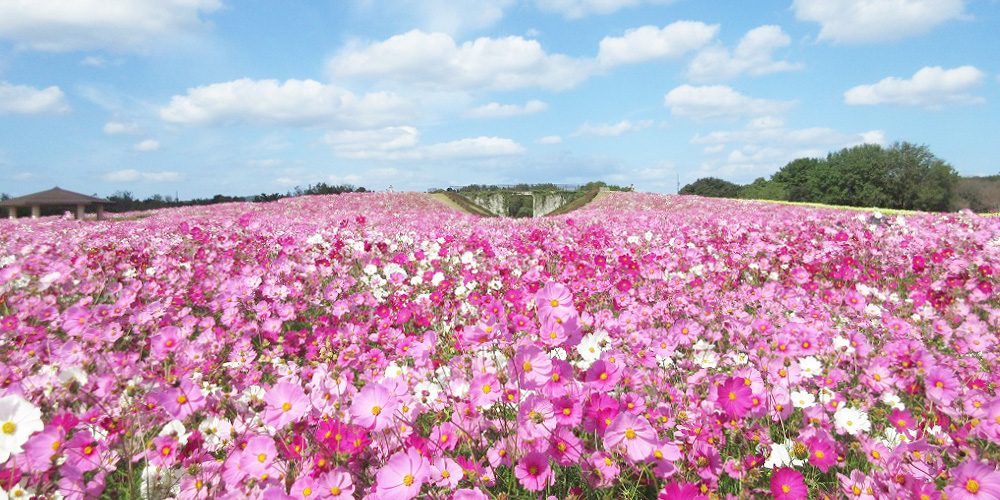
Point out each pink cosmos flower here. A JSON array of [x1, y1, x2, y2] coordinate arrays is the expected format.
[[263, 381, 312, 429], [350, 382, 398, 431], [585, 451, 620, 487], [469, 372, 501, 408], [430, 456, 462, 488], [945, 461, 1000, 500], [806, 433, 837, 473], [658, 482, 708, 500], [153, 379, 206, 420], [771, 467, 808, 500], [514, 345, 552, 390], [289, 475, 319, 500], [536, 281, 576, 323], [549, 426, 582, 466], [517, 394, 556, 440], [925, 366, 960, 406], [240, 435, 278, 479], [149, 326, 182, 359], [604, 412, 657, 462], [515, 451, 555, 491], [583, 359, 621, 392], [317, 467, 354, 500], [375, 447, 430, 500], [63, 430, 104, 473], [716, 376, 753, 418]]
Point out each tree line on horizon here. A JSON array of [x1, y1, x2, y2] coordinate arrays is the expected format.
[[680, 142, 998, 213], [0, 183, 367, 216]]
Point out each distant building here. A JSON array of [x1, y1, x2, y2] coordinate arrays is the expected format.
[[1, 187, 112, 220]]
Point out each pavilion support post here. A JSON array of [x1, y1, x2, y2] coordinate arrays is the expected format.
[[76, 204, 85, 220], [31, 205, 40, 219], [96, 205, 105, 221], [6, 207, 15, 220]]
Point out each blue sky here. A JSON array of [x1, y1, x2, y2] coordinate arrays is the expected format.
[[1, 0, 997, 198]]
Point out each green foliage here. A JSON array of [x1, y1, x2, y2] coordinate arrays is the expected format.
[[694, 142, 960, 212], [738, 177, 786, 201], [679, 177, 741, 198]]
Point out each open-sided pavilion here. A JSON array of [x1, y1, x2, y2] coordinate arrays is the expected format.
[[1, 187, 112, 220]]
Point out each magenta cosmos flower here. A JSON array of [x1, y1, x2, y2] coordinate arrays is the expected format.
[[716, 376, 753, 418], [375, 448, 430, 500], [515, 451, 555, 491], [604, 412, 657, 462], [770, 467, 808, 500], [945, 461, 1000, 500]]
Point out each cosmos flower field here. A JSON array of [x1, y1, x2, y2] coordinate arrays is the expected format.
[[2, 191, 1000, 500]]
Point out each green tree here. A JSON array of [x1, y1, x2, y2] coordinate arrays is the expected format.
[[679, 177, 742, 198], [738, 177, 786, 201]]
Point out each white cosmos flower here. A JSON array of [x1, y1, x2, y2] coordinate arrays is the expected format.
[[833, 407, 871, 436], [798, 356, 822, 378], [0, 395, 45, 463], [790, 390, 816, 409], [763, 440, 805, 469]]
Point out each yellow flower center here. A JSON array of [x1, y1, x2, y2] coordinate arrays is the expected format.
[[550, 299, 560, 307], [782, 485, 790, 493], [728, 392, 737, 401], [371, 405, 382, 416], [330, 487, 341, 495], [52, 440, 61, 450], [625, 428, 637, 439], [599, 373, 608, 380], [303, 487, 312, 496], [83, 445, 94, 455], [967, 479, 980, 493], [282, 402, 292, 411], [482, 384, 492, 393], [161, 446, 171, 456], [815, 451, 825, 459], [529, 465, 539, 475], [257, 453, 267, 463], [523, 361, 532, 372], [441, 470, 450, 478], [403, 474, 415, 486], [2, 422, 15, 434], [176, 395, 188, 405]]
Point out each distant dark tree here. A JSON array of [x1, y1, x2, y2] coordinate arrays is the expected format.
[[679, 177, 742, 198], [953, 176, 1000, 213], [0, 193, 10, 201]]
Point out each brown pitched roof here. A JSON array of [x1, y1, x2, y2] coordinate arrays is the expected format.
[[0, 187, 112, 206]]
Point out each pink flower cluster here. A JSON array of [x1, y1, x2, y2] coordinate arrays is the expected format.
[[1, 191, 1000, 499]]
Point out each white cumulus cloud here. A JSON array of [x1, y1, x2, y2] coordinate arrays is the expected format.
[[535, 0, 677, 18], [327, 30, 594, 91], [103, 121, 139, 135], [322, 127, 525, 161], [688, 25, 802, 82], [0, 82, 70, 115], [664, 85, 795, 120], [133, 139, 161, 152], [571, 119, 654, 137], [467, 100, 548, 118], [844, 65, 986, 109], [597, 21, 719, 67], [0, 0, 222, 52], [103, 169, 184, 183], [793, 0, 968, 44], [159, 78, 415, 128], [691, 116, 884, 148]]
